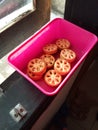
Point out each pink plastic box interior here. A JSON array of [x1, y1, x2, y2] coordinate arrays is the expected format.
[[8, 18, 97, 96]]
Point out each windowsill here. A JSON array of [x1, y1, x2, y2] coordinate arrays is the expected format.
[[0, 71, 54, 130]]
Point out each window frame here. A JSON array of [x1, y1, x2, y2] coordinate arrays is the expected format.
[[0, 0, 36, 33]]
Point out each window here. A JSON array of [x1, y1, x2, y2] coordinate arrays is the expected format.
[[0, 0, 36, 33]]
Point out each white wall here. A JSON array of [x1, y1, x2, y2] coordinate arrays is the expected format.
[[51, 0, 66, 14]]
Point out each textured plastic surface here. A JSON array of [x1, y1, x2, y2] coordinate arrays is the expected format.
[[8, 18, 97, 96]]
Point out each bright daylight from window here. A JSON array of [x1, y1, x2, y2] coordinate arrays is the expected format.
[[0, 0, 36, 33]]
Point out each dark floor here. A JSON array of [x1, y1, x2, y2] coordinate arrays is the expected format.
[[46, 56, 98, 130]]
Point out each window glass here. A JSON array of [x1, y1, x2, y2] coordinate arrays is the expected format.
[[0, 0, 36, 33]]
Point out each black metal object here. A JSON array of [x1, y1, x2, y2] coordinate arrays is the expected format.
[[64, 0, 98, 35], [96, 113, 98, 121], [64, 0, 98, 88], [64, 1, 98, 121]]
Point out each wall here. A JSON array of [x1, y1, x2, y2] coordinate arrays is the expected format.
[[51, 0, 66, 14]]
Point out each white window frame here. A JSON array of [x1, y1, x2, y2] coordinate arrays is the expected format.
[[0, 0, 36, 33]]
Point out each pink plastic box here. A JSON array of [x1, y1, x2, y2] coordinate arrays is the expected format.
[[8, 18, 97, 96]]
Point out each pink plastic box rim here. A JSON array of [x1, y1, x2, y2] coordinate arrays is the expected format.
[[8, 18, 97, 96]]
